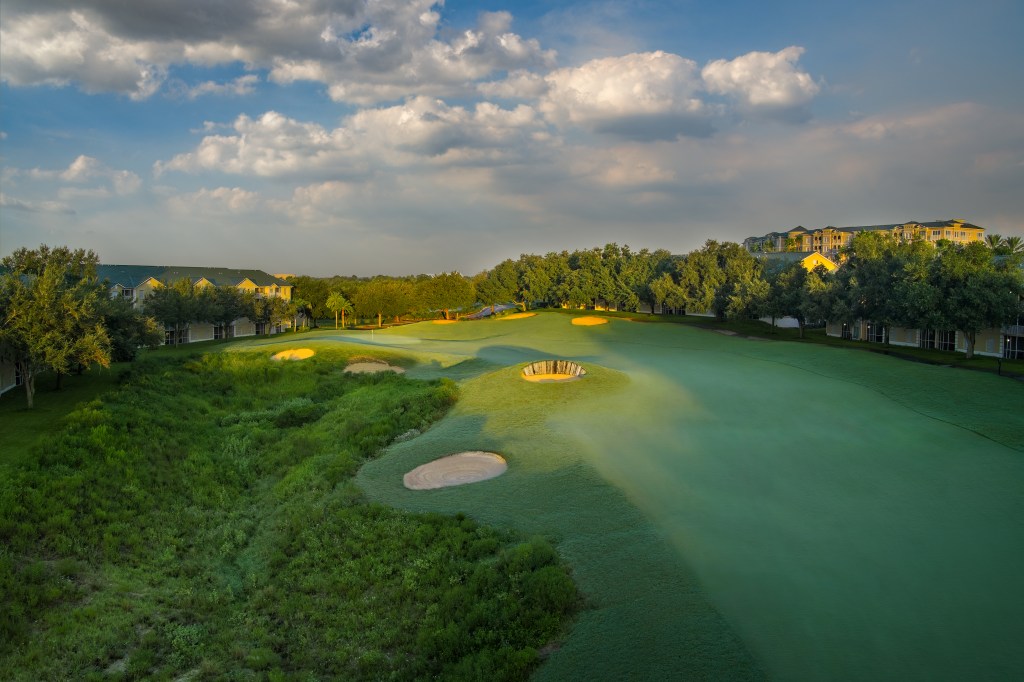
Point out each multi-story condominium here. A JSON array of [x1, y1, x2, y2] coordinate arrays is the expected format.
[[1, 264, 294, 396], [744, 219, 985, 259], [98, 264, 294, 345]]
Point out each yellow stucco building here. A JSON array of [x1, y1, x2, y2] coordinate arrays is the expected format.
[[744, 219, 985, 260], [98, 265, 293, 345]]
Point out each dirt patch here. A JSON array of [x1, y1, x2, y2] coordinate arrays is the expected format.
[[403, 451, 508, 489], [571, 316, 608, 326], [271, 348, 315, 361], [344, 362, 406, 374]]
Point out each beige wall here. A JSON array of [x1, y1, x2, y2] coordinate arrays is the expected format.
[[1, 358, 18, 396]]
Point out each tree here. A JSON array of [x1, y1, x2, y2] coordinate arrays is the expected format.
[[473, 265, 515, 315], [353, 279, 417, 327], [101, 296, 162, 361], [145, 278, 204, 345], [325, 291, 353, 329], [418, 272, 476, 320], [204, 286, 250, 338], [1004, 236, 1024, 257], [250, 294, 291, 334], [649, 271, 687, 314], [926, 241, 1023, 358], [0, 246, 111, 408], [290, 276, 331, 327]]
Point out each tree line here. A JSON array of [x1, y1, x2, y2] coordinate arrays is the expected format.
[[292, 237, 1022, 359], [4, 236, 1023, 408]]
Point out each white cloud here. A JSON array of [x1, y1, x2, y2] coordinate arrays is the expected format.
[[540, 52, 713, 140], [157, 98, 549, 177], [1, 2, 553, 104], [477, 69, 549, 99], [167, 187, 261, 214], [0, 192, 75, 214], [702, 46, 819, 120], [17, 155, 142, 195], [175, 74, 260, 100]]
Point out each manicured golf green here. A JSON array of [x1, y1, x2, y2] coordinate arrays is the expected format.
[[263, 314, 1024, 679]]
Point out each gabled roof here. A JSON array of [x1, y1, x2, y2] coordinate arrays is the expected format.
[[97, 265, 290, 289]]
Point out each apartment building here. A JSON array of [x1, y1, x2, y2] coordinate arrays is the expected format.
[[744, 219, 985, 259]]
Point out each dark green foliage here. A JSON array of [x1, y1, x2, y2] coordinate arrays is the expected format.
[[0, 349, 578, 680]]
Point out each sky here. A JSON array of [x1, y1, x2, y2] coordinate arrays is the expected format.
[[1, 0, 1022, 277]]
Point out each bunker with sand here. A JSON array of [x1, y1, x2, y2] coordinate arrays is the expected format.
[[271, 348, 314, 361], [522, 360, 587, 383], [403, 451, 508, 489]]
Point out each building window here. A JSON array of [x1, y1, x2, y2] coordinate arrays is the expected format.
[[14, 364, 23, 387], [165, 327, 189, 345], [867, 324, 885, 343], [1004, 335, 1023, 360], [937, 330, 956, 352], [932, 230, 940, 237], [255, 322, 267, 335], [213, 324, 235, 340], [841, 322, 852, 340]]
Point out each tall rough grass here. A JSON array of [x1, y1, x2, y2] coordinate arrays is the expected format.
[[0, 348, 578, 680]]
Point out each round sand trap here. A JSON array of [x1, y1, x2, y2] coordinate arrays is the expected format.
[[571, 316, 608, 326], [344, 361, 406, 374], [500, 312, 536, 320], [404, 451, 508, 490], [522, 359, 587, 383], [272, 348, 315, 361], [432, 319, 458, 324]]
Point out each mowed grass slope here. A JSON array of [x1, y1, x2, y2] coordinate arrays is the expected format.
[[348, 312, 1024, 680], [0, 344, 580, 680]]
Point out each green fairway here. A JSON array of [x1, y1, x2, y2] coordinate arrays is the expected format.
[[288, 312, 1024, 680]]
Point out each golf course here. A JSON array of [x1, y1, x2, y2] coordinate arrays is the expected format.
[[303, 311, 1024, 680], [4, 310, 1023, 680]]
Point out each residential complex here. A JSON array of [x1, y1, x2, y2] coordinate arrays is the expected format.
[[743, 219, 985, 259], [98, 264, 293, 344]]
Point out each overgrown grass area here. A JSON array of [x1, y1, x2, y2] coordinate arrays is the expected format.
[[0, 347, 579, 680]]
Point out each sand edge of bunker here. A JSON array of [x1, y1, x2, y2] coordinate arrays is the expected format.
[[571, 316, 608, 326], [271, 348, 315, 361], [344, 361, 406, 374], [499, 312, 536, 320], [403, 451, 508, 489]]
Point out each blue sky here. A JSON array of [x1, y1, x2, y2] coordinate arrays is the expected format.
[[1, 0, 1022, 276]]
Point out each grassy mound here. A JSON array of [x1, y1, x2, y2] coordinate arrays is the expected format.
[[0, 348, 579, 680]]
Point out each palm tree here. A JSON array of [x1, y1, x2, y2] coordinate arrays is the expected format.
[[1003, 235, 1023, 255], [985, 234, 1004, 250], [326, 291, 353, 329]]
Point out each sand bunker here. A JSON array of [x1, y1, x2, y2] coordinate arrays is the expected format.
[[572, 316, 608, 326], [344, 361, 406, 374], [500, 312, 536, 320], [432, 319, 459, 324], [522, 360, 587, 383], [271, 348, 315, 361], [404, 451, 508, 490]]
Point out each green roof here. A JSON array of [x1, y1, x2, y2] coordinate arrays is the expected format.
[[97, 265, 289, 289]]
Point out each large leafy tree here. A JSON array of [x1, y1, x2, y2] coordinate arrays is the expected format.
[[353, 279, 417, 327], [0, 246, 111, 408], [101, 296, 162, 362], [473, 262, 518, 314], [204, 286, 250, 336], [925, 241, 1023, 358], [145, 278, 207, 345], [290, 276, 331, 327], [418, 272, 476, 320]]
